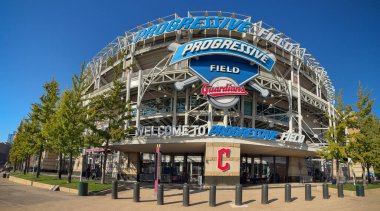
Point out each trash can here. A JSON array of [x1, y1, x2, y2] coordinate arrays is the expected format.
[[78, 182, 88, 196]]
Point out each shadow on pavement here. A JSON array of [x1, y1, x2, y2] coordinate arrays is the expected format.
[[216, 200, 232, 206], [268, 198, 278, 204], [164, 200, 182, 205], [243, 199, 256, 205], [291, 197, 298, 202], [190, 201, 208, 206]]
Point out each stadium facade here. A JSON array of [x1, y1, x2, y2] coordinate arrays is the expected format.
[[84, 11, 336, 185]]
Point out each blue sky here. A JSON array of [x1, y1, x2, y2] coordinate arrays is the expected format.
[[0, 0, 379, 141]]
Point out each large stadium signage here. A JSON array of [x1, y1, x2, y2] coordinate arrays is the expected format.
[[134, 16, 252, 43], [135, 125, 305, 143], [132, 16, 295, 53], [170, 37, 275, 109]]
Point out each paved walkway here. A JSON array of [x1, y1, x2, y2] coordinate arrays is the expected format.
[[1, 178, 379, 211]]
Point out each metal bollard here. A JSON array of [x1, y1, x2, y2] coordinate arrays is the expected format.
[[323, 183, 329, 199], [209, 185, 216, 207], [305, 184, 312, 201], [337, 183, 344, 198], [133, 182, 140, 202], [285, 184, 291, 202], [261, 184, 268, 204], [78, 182, 88, 196], [183, 183, 190, 207], [235, 184, 243, 206], [112, 180, 118, 199], [157, 184, 164, 205]]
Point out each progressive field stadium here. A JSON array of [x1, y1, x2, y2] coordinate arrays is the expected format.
[[81, 11, 337, 185]]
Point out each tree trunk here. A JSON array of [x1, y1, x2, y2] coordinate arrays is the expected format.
[[101, 140, 109, 184], [23, 158, 27, 175], [336, 159, 340, 185], [362, 164, 367, 186], [367, 164, 371, 184], [58, 152, 63, 180], [25, 155, 29, 173], [68, 152, 73, 183], [13, 159, 17, 172], [36, 145, 43, 178]]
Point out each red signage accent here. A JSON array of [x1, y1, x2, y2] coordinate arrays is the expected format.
[[217, 148, 231, 171], [201, 83, 248, 97]]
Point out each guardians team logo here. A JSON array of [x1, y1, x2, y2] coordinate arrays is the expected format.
[[169, 37, 276, 109]]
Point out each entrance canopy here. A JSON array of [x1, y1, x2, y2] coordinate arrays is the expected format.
[[110, 136, 318, 157]]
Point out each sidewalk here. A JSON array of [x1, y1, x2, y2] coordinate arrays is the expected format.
[[2, 177, 380, 211]]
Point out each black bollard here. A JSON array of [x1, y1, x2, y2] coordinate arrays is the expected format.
[[285, 184, 291, 202], [323, 183, 329, 199], [305, 184, 312, 201], [112, 180, 118, 199], [337, 183, 344, 198], [209, 185, 216, 207], [78, 182, 88, 196], [133, 182, 140, 202], [261, 184, 268, 204], [183, 183, 190, 207], [235, 184, 243, 206], [157, 184, 164, 205]]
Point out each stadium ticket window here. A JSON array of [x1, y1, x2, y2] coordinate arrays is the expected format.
[[172, 156, 185, 183], [161, 155, 171, 182], [262, 156, 274, 183], [187, 156, 204, 184], [240, 155, 252, 183], [140, 153, 155, 181], [252, 157, 262, 184], [274, 157, 287, 183]]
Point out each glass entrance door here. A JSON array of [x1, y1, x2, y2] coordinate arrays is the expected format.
[[187, 156, 203, 184]]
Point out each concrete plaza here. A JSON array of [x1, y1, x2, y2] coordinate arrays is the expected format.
[[1, 178, 379, 211]]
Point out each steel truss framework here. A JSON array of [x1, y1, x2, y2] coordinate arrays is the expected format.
[[85, 11, 335, 146]]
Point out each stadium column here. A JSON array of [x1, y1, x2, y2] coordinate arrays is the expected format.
[[185, 88, 189, 125], [251, 91, 257, 128], [240, 96, 244, 127], [125, 61, 131, 128], [296, 58, 303, 136], [136, 69, 142, 128], [223, 110, 228, 127], [172, 90, 177, 126], [208, 104, 213, 130], [289, 55, 294, 132]]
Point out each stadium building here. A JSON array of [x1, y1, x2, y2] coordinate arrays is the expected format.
[[83, 11, 337, 185]]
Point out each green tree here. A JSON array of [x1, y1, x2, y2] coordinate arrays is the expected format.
[[319, 90, 353, 185], [32, 80, 60, 178], [45, 64, 91, 183], [348, 84, 377, 184], [9, 119, 37, 173], [87, 67, 134, 184]]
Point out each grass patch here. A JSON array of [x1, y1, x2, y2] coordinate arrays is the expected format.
[[10, 172, 112, 192], [329, 182, 380, 191]]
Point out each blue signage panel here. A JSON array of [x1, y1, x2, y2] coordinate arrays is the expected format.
[[208, 126, 279, 141], [133, 16, 253, 43], [170, 37, 275, 71], [189, 55, 259, 86]]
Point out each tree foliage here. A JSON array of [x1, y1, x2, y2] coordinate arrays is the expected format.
[[44, 63, 91, 183], [86, 65, 134, 183], [348, 84, 378, 184]]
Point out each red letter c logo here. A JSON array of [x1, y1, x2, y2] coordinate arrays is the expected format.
[[217, 148, 231, 171]]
